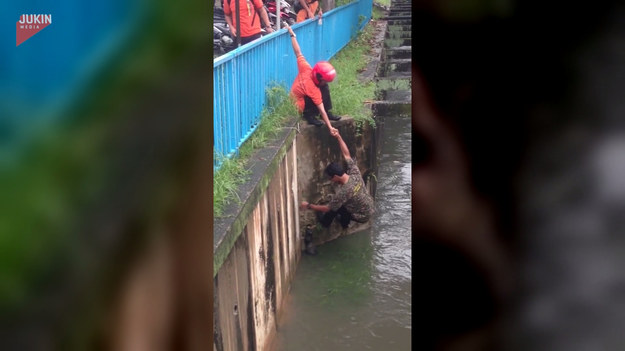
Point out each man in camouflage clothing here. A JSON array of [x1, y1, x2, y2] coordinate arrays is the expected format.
[[300, 130, 375, 229]]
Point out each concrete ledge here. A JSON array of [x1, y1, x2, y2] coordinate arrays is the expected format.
[[376, 77, 412, 91], [358, 19, 388, 84], [373, 2, 389, 12], [213, 119, 299, 276], [372, 101, 412, 117]]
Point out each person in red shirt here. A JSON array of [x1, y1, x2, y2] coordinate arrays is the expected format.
[[285, 24, 341, 132], [224, 0, 274, 45]]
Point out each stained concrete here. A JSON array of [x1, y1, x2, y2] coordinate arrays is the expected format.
[[213, 136, 300, 351], [296, 118, 380, 246], [213, 119, 299, 275], [295, 16, 389, 247]]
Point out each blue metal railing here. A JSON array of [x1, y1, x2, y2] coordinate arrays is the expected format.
[[213, 0, 372, 169]]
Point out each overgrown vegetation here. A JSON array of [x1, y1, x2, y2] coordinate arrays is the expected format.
[[372, 5, 384, 20], [335, 0, 357, 7], [213, 85, 298, 217], [374, 0, 390, 8], [327, 21, 376, 131], [213, 19, 378, 217]]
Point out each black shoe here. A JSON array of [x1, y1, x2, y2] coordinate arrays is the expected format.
[[336, 214, 349, 229], [304, 225, 314, 243], [304, 226, 317, 255], [305, 242, 318, 255], [316, 211, 326, 224], [304, 115, 324, 127], [327, 112, 342, 121]]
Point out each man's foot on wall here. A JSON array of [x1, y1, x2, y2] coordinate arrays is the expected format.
[[327, 112, 342, 121], [304, 115, 324, 126], [337, 214, 350, 229], [304, 225, 317, 255]]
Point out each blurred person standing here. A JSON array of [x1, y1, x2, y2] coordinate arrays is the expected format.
[[295, 0, 319, 23], [223, 0, 274, 45]]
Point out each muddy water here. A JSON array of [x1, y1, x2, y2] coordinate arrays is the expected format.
[[273, 116, 411, 350]]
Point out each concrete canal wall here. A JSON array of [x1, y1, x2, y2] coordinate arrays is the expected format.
[[297, 119, 379, 245], [212, 119, 378, 351], [213, 125, 301, 351], [212, 9, 389, 350]]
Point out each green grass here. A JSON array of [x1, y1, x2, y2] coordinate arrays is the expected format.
[[328, 21, 377, 131], [372, 5, 384, 20], [374, 0, 390, 7], [213, 21, 378, 217], [335, 0, 357, 6]]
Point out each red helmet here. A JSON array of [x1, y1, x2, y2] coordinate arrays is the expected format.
[[311, 61, 336, 85]]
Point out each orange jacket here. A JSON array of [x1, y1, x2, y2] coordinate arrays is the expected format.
[[224, 0, 264, 38], [290, 55, 322, 112]]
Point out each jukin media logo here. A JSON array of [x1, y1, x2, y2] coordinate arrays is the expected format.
[[17, 14, 52, 46]]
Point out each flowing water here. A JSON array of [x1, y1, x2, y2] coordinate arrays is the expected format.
[[273, 116, 412, 350]]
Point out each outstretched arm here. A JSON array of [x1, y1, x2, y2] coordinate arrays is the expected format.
[[258, 6, 274, 33], [300, 201, 331, 212], [334, 130, 352, 160], [285, 24, 301, 57], [316, 103, 338, 136]]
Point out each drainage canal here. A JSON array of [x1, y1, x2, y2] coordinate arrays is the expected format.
[[272, 2, 412, 349]]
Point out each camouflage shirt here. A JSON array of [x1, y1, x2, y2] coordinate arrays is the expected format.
[[328, 158, 375, 223]]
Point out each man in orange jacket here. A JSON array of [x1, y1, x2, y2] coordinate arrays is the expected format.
[[224, 0, 274, 45], [295, 0, 320, 23], [285, 24, 341, 131]]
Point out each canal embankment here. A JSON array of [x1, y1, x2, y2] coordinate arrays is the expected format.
[[212, 11, 390, 351], [272, 0, 412, 348]]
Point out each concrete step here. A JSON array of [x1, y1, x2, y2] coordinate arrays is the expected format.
[[375, 88, 411, 101], [387, 24, 411, 32], [388, 19, 411, 25], [376, 77, 411, 91], [385, 31, 411, 39], [384, 16, 412, 22], [384, 47, 412, 60], [384, 38, 412, 48], [388, 11, 412, 16], [378, 60, 411, 76], [372, 101, 411, 117], [379, 70, 411, 79]]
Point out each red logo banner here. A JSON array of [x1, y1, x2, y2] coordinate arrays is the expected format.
[[16, 14, 52, 47]]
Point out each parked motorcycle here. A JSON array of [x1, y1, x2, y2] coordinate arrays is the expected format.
[[265, 0, 296, 27], [214, 23, 236, 57], [213, 7, 235, 56], [213, 0, 296, 57]]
